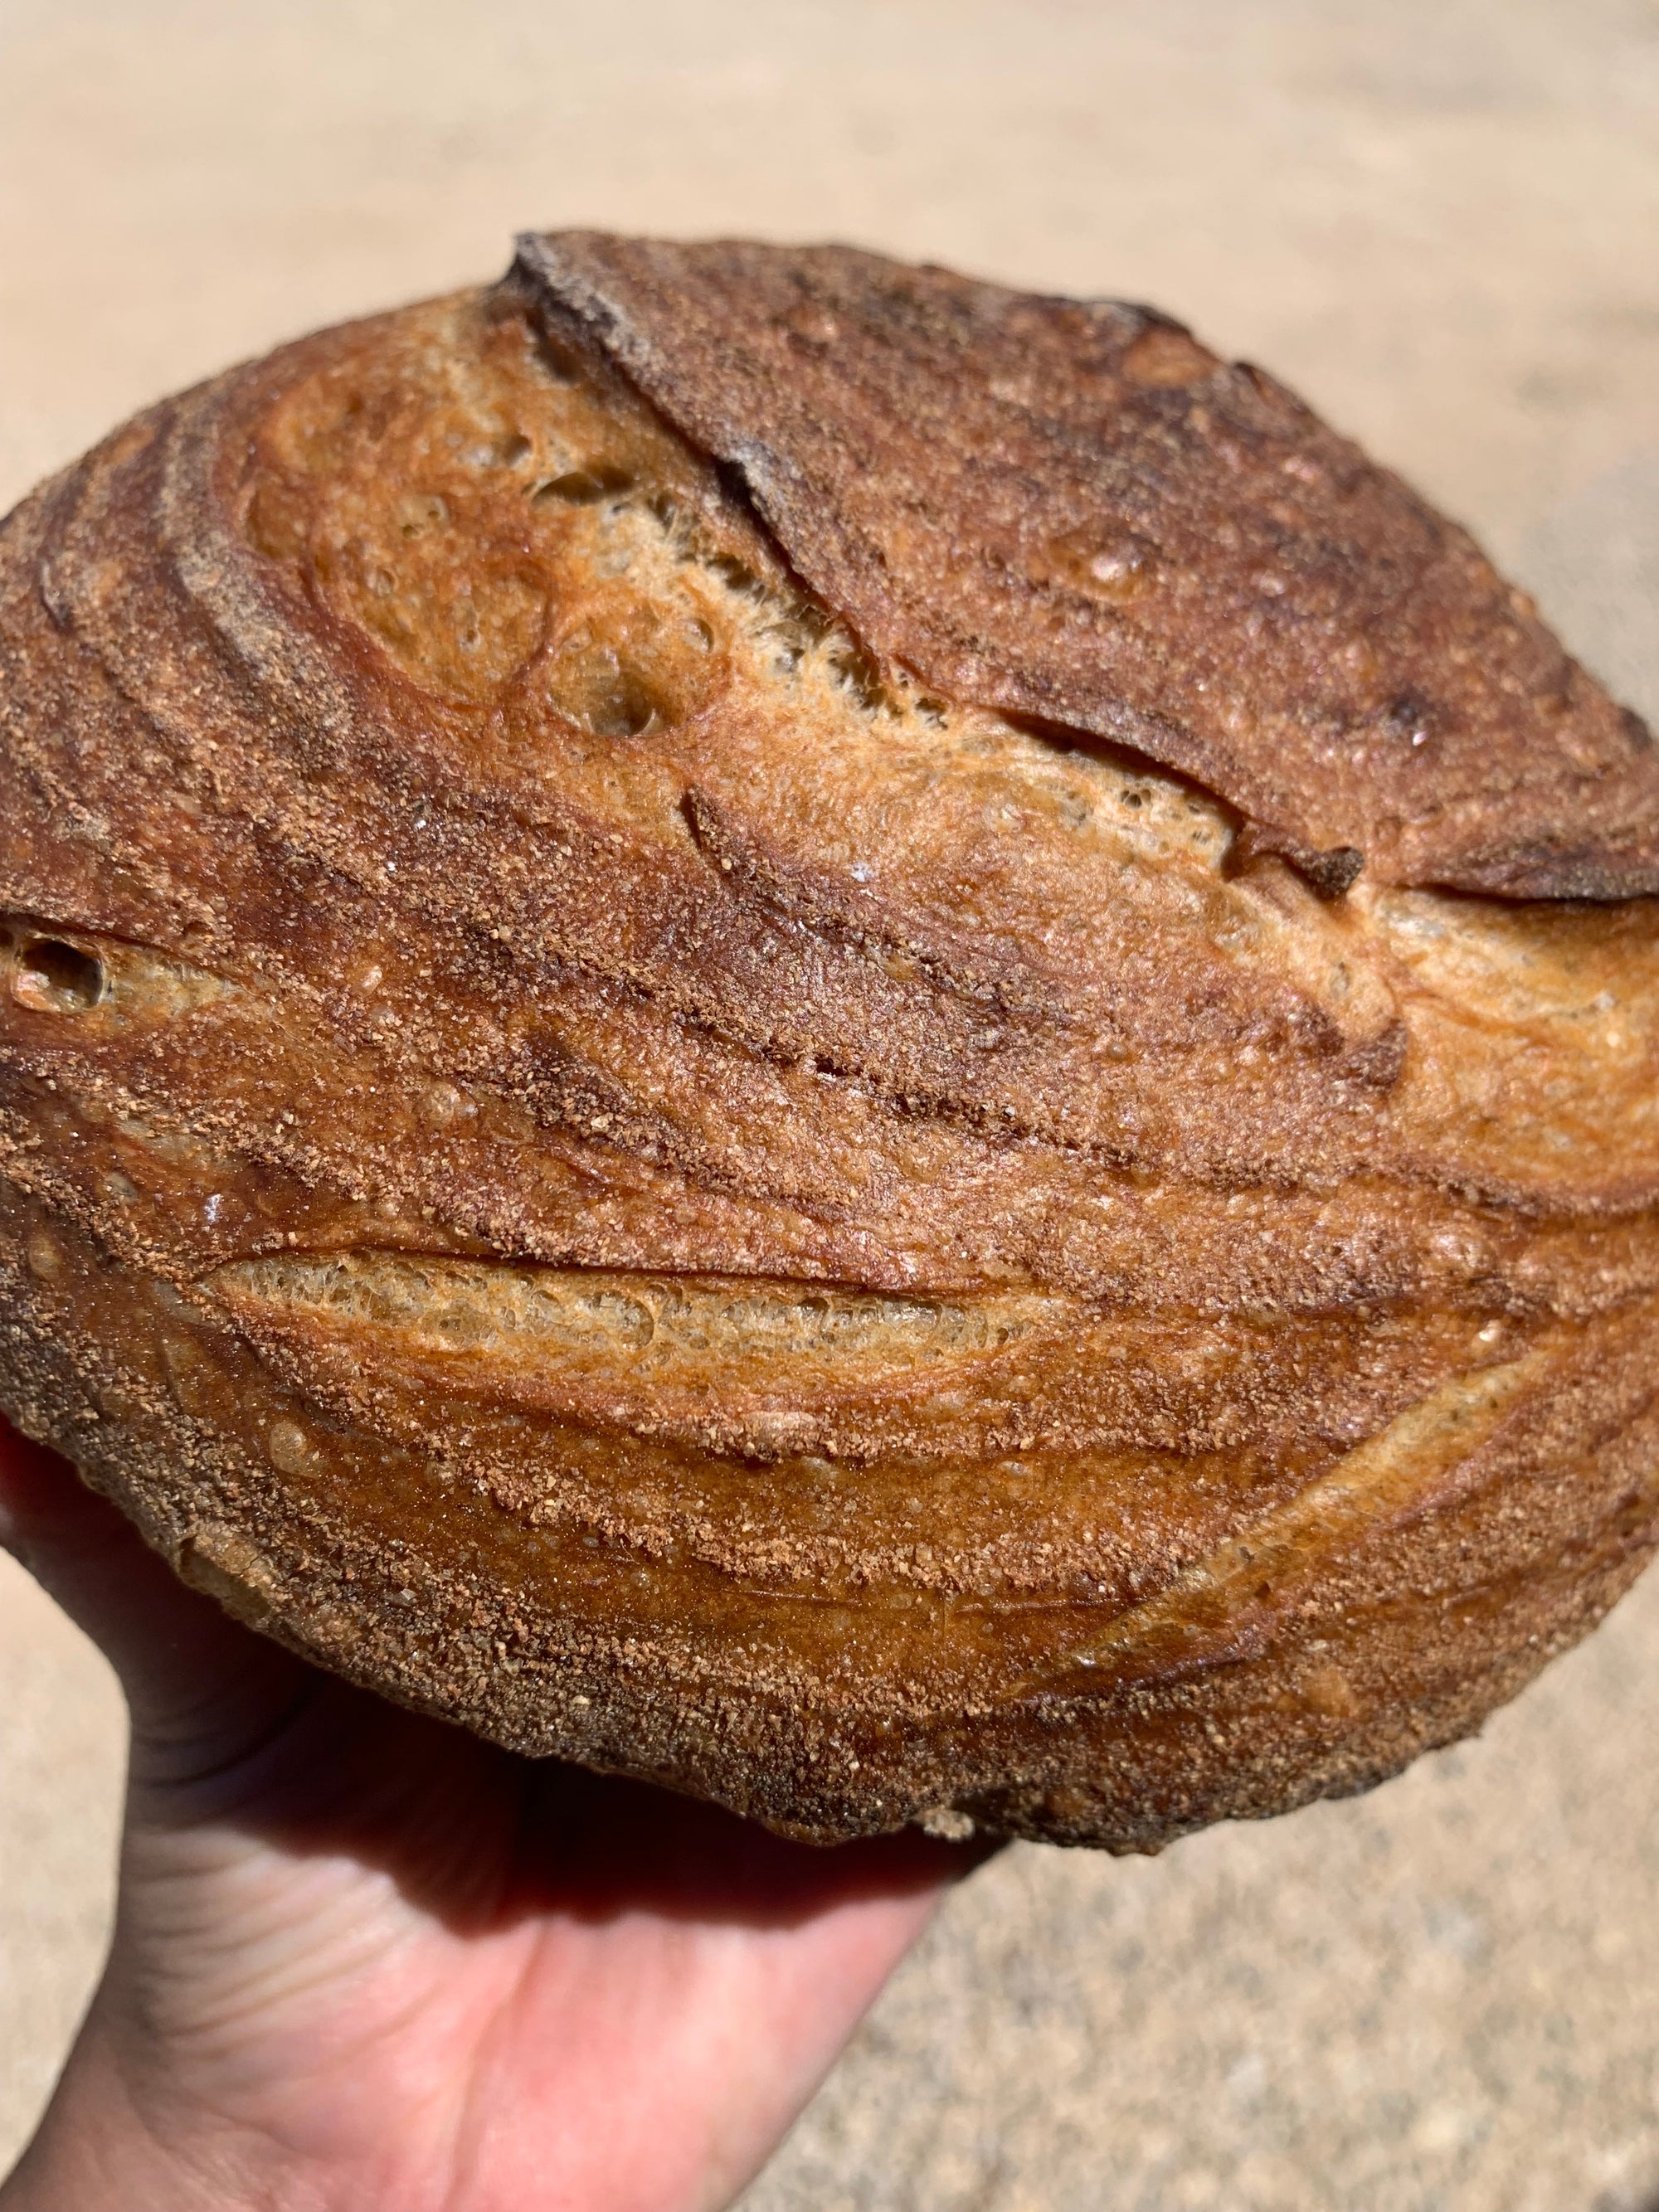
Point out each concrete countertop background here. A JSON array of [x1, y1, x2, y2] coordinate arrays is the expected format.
[[1, 4, 1657, 2205]]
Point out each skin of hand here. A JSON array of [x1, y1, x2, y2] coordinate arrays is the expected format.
[[0, 1418, 987, 2212]]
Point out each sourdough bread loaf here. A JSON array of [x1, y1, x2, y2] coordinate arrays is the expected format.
[[2, 236, 1657, 1849]]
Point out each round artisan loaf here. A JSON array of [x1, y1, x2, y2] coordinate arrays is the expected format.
[[2, 235, 1659, 1851]]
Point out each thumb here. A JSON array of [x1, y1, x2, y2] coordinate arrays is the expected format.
[[0, 1417, 309, 1778]]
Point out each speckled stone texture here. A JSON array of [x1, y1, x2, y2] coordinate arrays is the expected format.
[[2, 2, 1658, 2205]]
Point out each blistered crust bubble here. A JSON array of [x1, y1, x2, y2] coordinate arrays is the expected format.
[[1, 246, 1658, 1850]]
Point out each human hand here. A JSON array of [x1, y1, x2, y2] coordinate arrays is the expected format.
[[0, 1419, 984, 2212]]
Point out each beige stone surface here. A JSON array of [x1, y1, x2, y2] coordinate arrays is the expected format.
[[1, 1, 1657, 2201]]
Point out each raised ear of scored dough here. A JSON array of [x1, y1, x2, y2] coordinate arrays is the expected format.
[[514, 231, 1659, 900]]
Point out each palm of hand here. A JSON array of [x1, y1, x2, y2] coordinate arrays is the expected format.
[[0, 1424, 975, 2212]]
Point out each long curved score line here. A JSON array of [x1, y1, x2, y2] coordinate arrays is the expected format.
[[1019, 1346, 1557, 1700]]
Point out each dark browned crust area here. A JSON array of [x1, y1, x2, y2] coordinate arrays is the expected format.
[[515, 231, 1659, 900], [1, 254, 1657, 1850]]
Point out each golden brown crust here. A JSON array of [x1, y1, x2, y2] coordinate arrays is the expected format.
[[0, 247, 1657, 1850], [515, 232, 1659, 900]]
